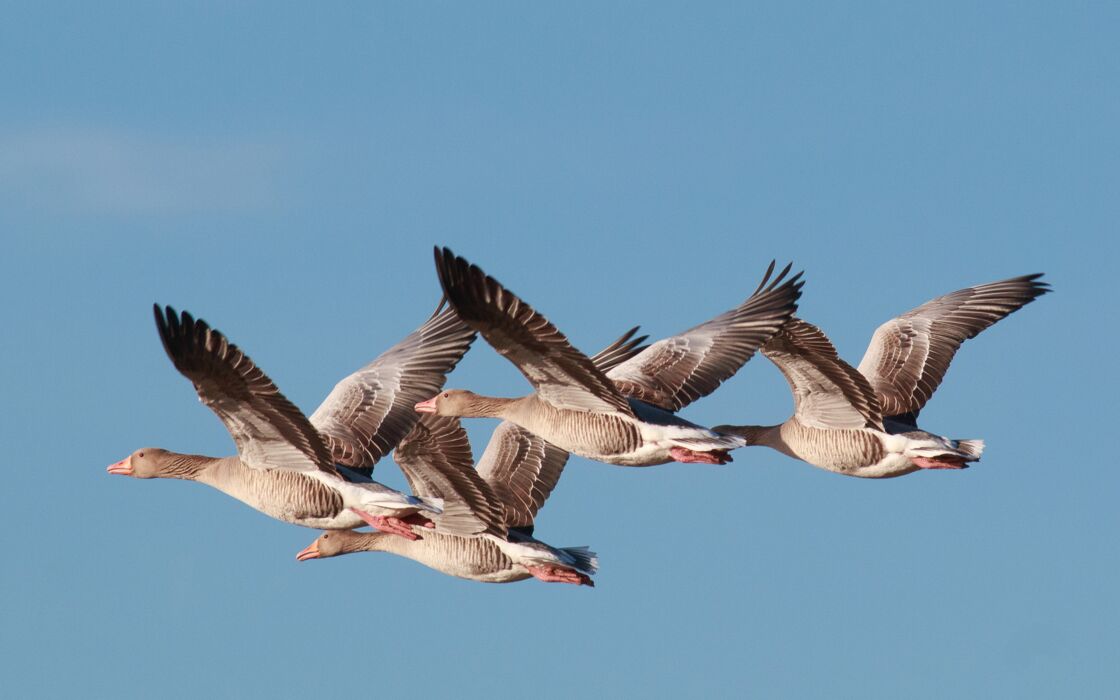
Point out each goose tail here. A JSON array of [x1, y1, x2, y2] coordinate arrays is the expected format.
[[558, 546, 599, 575], [953, 439, 985, 460]]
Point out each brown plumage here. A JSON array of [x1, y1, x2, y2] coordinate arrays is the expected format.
[[300, 530, 531, 583], [109, 302, 477, 530], [762, 319, 884, 431], [294, 327, 652, 583], [475, 420, 572, 531], [433, 247, 635, 416], [425, 247, 803, 466], [856, 273, 1050, 422], [299, 413, 598, 585], [608, 260, 805, 412], [717, 274, 1050, 478], [310, 304, 478, 473]]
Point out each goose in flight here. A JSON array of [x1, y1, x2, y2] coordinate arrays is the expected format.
[[715, 274, 1050, 477], [108, 302, 480, 538], [415, 247, 804, 467]]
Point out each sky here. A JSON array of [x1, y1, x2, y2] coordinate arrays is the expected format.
[[1, 2, 1117, 697]]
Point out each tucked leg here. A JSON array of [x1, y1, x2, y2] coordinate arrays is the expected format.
[[912, 456, 968, 470], [670, 447, 732, 465], [401, 513, 436, 529], [524, 564, 592, 586], [349, 509, 421, 540]]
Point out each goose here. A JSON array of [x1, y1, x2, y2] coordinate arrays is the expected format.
[[295, 329, 649, 584], [714, 274, 1050, 478], [415, 247, 804, 467], [108, 302, 481, 538]]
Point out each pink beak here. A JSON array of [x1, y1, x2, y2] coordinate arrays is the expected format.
[[295, 541, 321, 561], [414, 397, 438, 414], [107, 456, 133, 476]]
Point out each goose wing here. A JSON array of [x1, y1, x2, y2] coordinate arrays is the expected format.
[[434, 247, 634, 415], [474, 326, 647, 530], [394, 415, 507, 537], [475, 421, 570, 532], [856, 274, 1050, 422], [607, 261, 804, 411], [153, 305, 338, 476], [309, 303, 476, 476], [763, 318, 883, 430], [587, 326, 650, 374]]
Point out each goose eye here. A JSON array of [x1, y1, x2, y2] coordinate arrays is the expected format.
[[138, 451, 145, 458], [442, 392, 449, 398]]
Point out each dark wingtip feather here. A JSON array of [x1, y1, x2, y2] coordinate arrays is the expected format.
[[433, 246, 456, 296], [750, 260, 803, 300], [153, 304, 180, 366], [433, 247, 510, 324], [428, 294, 450, 320], [747, 263, 805, 318], [1026, 273, 1052, 296], [770, 261, 794, 290], [433, 246, 475, 306], [752, 260, 778, 295], [590, 326, 652, 372], [152, 305, 227, 375]]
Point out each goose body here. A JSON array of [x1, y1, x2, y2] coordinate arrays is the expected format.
[[508, 395, 747, 467], [109, 303, 481, 535], [417, 247, 804, 467], [301, 527, 598, 585], [717, 274, 1049, 478], [132, 453, 360, 528], [733, 421, 970, 478], [301, 529, 533, 583]]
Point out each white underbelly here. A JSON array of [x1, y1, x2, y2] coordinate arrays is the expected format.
[[850, 453, 920, 478], [588, 442, 673, 466]]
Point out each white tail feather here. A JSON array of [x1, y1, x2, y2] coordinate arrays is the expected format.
[[954, 439, 985, 460], [558, 546, 599, 575]]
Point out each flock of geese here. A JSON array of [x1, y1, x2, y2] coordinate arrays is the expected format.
[[109, 247, 1050, 586]]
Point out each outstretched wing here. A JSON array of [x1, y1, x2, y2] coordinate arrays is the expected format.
[[607, 261, 804, 412], [394, 415, 507, 537], [856, 274, 1050, 422], [475, 327, 645, 530], [309, 303, 476, 475], [763, 318, 883, 430], [587, 326, 650, 374], [434, 247, 634, 416], [153, 305, 338, 476], [475, 421, 570, 531]]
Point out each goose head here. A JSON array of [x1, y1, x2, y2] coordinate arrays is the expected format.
[[296, 530, 377, 561], [107, 448, 172, 478], [106, 447, 207, 479], [414, 389, 486, 416]]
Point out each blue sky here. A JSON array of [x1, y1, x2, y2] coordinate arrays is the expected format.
[[1, 2, 1116, 697]]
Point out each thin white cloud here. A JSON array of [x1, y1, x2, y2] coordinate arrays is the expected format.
[[0, 126, 289, 215]]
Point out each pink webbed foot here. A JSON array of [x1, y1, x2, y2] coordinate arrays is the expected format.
[[669, 447, 733, 465], [349, 509, 421, 540], [401, 513, 436, 529], [525, 564, 593, 587], [912, 456, 968, 470]]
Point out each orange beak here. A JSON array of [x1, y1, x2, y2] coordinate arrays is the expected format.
[[414, 397, 438, 414], [295, 540, 321, 561], [107, 456, 133, 476]]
